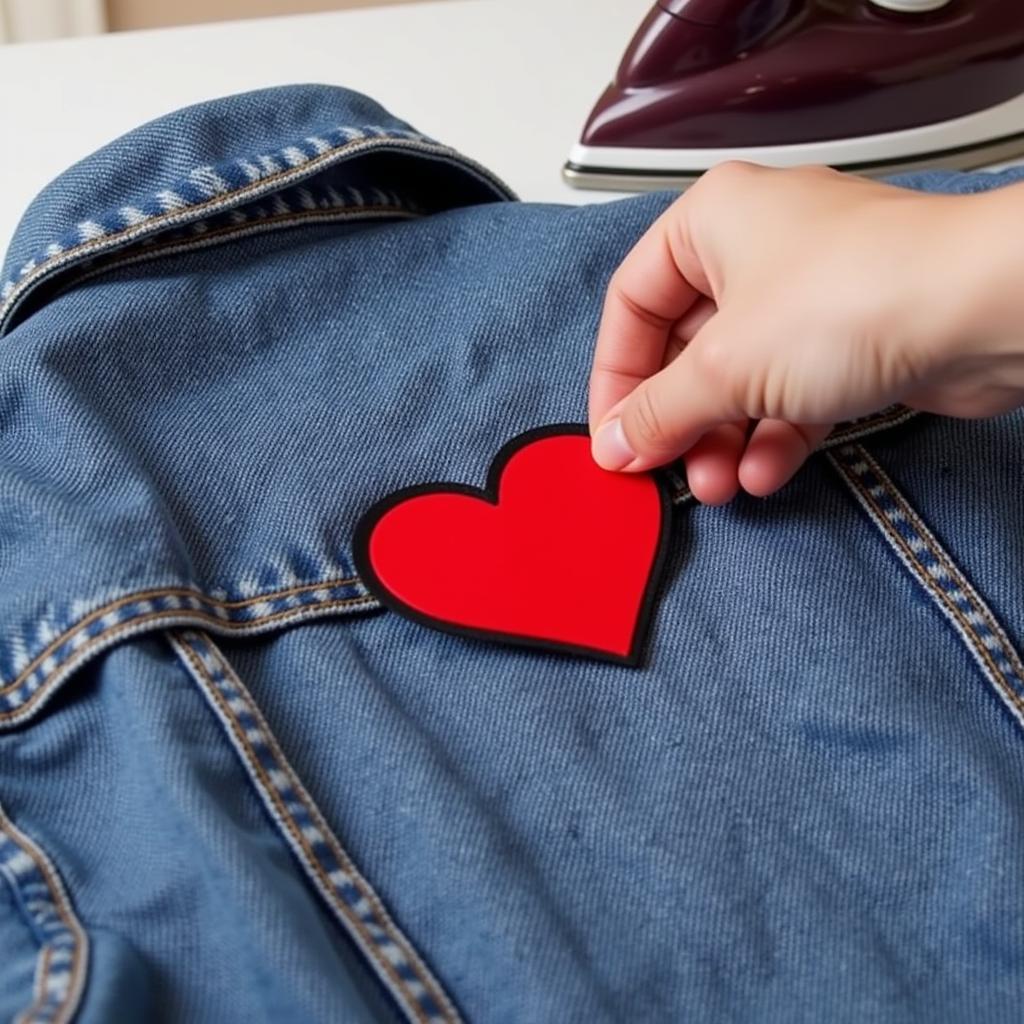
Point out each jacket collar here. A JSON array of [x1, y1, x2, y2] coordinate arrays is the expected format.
[[1, 84, 515, 335]]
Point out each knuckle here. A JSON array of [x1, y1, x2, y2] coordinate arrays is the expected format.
[[701, 159, 757, 192], [609, 278, 673, 332], [693, 333, 733, 386], [879, 335, 926, 390], [630, 386, 670, 451], [694, 330, 766, 418]]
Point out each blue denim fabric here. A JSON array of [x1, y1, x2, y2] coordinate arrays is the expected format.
[[1, 84, 1023, 1023]]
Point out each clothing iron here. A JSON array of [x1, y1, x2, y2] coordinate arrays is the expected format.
[[565, 0, 1024, 191]]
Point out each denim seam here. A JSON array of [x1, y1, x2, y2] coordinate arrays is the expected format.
[[167, 629, 461, 1024], [60, 206, 418, 299], [0, 583, 379, 729], [0, 800, 89, 1024], [828, 443, 1024, 727], [7, 577, 365, 686], [823, 406, 919, 447], [0, 132, 516, 335]]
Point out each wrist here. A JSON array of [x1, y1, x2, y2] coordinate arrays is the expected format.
[[933, 185, 1024, 373]]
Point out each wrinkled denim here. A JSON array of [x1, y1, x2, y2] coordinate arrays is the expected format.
[[1, 84, 1023, 1024]]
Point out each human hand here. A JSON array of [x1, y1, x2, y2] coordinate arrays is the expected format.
[[588, 162, 1024, 504]]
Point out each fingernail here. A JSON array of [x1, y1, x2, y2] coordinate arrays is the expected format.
[[591, 418, 636, 471]]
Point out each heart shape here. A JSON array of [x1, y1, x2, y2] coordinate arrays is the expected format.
[[352, 424, 671, 665]]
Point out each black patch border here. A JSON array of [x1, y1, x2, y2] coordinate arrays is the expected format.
[[352, 423, 673, 667]]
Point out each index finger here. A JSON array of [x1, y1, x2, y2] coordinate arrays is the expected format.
[[588, 206, 703, 431]]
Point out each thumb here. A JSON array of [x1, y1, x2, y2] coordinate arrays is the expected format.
[[591, 314, 747, 472]]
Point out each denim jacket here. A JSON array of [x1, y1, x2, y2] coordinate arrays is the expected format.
[[1, 84, 1023, 1023]]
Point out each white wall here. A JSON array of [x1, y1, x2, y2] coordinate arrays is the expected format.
[[0, 0, 106, 42], [107, 0, 425, 33], [0, 0, 429, 42]]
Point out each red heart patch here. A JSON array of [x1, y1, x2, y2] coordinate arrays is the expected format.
[[352, 424, 670, 665]]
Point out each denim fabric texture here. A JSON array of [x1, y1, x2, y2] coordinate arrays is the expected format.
[[1, 84, 1023, 1023]]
